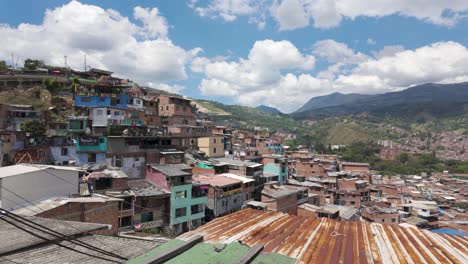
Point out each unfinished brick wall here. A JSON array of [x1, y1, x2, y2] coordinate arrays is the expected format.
[[37, 201, 120, 235]]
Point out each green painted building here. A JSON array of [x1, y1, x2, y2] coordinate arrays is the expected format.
[[147, 164, 208, 235]]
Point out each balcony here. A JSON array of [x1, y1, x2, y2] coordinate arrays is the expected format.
[[68, 117, 88, 133], [190, 196, 207, 205], [190, 212, 205, 220], [137, 219, 163, 229]]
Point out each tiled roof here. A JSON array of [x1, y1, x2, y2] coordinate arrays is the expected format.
[[180, 209, 468, 264]]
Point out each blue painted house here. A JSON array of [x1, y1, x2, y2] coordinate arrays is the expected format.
[[75, 136, 107, 165], [75, 94, 128, 108]]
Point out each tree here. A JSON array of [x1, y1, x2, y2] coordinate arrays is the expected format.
[[0, 60, 7, 71], [21, 119, 47, 144], [43, 78, 60, 97], [398, 152, 409, 163], [68, 77, 81, 93], [24, 58, 45, 71]]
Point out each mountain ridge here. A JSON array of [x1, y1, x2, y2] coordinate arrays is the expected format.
[[256, 104, 282, 114], [292, 82, 468, 119]]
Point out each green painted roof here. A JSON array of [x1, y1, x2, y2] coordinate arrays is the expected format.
[[127, 239, 295, 264]]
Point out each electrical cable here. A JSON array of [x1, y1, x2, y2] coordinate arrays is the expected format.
[[0, 185, 131, 258], [0, 215, 122, 263], [0, 209, 127, 261]]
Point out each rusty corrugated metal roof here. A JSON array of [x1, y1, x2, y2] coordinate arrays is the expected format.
[[179, 208, 468, 264]]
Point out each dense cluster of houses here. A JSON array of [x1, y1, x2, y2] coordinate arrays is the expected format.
[[0, 68, 466, 242]]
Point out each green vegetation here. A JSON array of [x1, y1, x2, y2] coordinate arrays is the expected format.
[[0, 88, 51, 110], [196, 99, 308, 132], [21, 119, 47, 144], [24, 58, 46, 70], [0, 60, 7, 71], [43, 78, 61, 97], [454, 202, 468, 211], [334, 142, 468, 175]]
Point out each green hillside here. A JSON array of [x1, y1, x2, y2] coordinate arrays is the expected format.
[[195, 99, 307, 132]]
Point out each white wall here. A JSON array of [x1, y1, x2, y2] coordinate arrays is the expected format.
[[106, 156, 145, 179], [127, 98, 144, 109], [50, 146, 76, 165], [1, 169, 79, 210]]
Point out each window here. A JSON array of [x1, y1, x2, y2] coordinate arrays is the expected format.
[[136, 99, 141, 104], [391, 218, 396, 223], [99, 137, 105, 144], [160, 106, 163, 111], [166, 106, 169, 111], [88, 153, 97, 163], [61, 148, 68, 156], [350, 201, 355, 205], [94, 178, 112, 190], [114, 111, 120, 116], [213, 138, 217, 143], [213, 148, 217, 153], [175, 207, 186, 217], [191, 204, 202, 214], [381, 219, 385, 223], [175, 191, 186, 199], [114, 156, 122, 167], [96, 109, 103, 116], [233, 198, 237, 203], [107, 109, 111, 115], [119, 216, 132, 227], [110, 98, 121, 106]]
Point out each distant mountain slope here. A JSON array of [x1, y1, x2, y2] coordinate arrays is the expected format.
[[196, 99, 304, 131], [294, 92, 371, 113], [292, 82, 468, 120], [256, 105, 282, 114]]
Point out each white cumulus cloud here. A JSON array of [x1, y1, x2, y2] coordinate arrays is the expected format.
[[195, 39, 468, 113], [190, 0, 468, 31], [0, 0, 199, 88]]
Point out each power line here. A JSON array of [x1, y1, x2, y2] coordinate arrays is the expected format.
[[30, 164, 174, 218], [0, 215, 122, 263], [0, 185, 131, 258], [0, 209, 127, 261]]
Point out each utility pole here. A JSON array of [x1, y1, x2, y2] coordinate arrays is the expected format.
[[84, 54, 87, 72], [64, 55, 67, 67]]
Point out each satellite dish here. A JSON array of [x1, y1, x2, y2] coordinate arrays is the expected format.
[[29, 138, 35, 144]]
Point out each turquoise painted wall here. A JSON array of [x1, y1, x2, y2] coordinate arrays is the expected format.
[[170, 184, 207, 225], [75, 136, 107, 152], [264, 163, 288, 184]]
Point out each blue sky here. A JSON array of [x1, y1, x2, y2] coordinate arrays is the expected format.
[[1, 1, 468, 112]]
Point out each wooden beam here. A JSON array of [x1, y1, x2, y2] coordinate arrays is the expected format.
[[233, 243, 264, 264]]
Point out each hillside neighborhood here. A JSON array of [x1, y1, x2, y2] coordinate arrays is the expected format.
[[0, 65, 466, 263]]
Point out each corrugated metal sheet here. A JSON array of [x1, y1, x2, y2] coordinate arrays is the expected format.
[[180, 209, 468, 264]]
